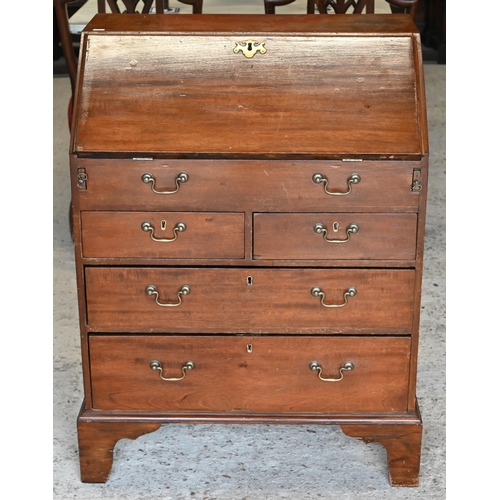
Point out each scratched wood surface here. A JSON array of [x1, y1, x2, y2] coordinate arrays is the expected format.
[[73, 15, 422, 158]]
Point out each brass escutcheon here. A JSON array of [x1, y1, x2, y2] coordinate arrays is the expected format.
[[233, 40, 267, 58]]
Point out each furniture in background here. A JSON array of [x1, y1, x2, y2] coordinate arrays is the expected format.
[[419, 0, 445, 63], [265, 0, 375, 15], [385, 0, 418, 18], [98, 0, 203, 14], [265, 0, 418, 18], [70, 13, 428, 486], [97, 0, 164, 13], [54, 0, 83, 126]]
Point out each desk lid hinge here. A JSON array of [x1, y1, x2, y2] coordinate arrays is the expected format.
[[77, 168, 88, 190], [411, 168, 422, 193]]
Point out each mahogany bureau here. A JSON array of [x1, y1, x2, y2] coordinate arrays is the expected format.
[[70, 14, 429, 487]]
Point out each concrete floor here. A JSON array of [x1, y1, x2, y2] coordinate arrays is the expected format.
[[53, 38, 446, 499]]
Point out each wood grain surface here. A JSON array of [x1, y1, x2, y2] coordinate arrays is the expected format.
[[74, 159, 421, 212], [73, 15, 423, 158], [85, 267, 415, 333], [253, 212, 417, 260], [81, 212, 244, 259], [89, 335, 411, 413]]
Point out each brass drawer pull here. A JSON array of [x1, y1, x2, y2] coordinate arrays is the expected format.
[[150, 360, 195, 381], [145, 284, 190, 307], [141, 172, 189, 194], [312, 173, 361, 196], [311, 286, 357, 308], [141, 221, 186, 242], [313, 223, 359, 243], [309, 361, 354, 382]]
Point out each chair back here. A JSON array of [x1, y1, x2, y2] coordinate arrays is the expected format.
[[97, 0, 164, 14]]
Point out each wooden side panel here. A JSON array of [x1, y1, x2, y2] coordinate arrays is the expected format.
[[89, 335, 411, 413], [85, 267, 415, 333]]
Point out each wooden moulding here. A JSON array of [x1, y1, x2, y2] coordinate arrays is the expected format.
[[77, 403, 422, 485]]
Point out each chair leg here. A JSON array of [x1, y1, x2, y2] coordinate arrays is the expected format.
[[177, 0, 203, 13], [263, 0, 298, 14], [264, 1, 276, 14]]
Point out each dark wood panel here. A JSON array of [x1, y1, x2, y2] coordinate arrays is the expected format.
[[75, 159, 421, 212], [74, 18, 422, 157], [254, 213, 417, 260], [83, 13, 420, 34], [85, 267, 415, 333], [89, 335, 411, 413], [81, 212, 244, 259]]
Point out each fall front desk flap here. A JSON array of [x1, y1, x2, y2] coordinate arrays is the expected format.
[[71, 14, 427, 160]]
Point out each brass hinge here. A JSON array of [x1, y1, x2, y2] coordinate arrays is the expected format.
[[411, 168, 422, 193], [77, 168, 88, 190]]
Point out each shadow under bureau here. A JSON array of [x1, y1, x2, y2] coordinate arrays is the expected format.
[[70, 13, 429, 487]]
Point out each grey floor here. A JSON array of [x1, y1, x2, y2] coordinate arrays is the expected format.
[[53, 60, 446, 498]]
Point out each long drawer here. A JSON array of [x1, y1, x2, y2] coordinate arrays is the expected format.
[[85, 267, 415, 333], [81, 212, 245, 259], [89, 335, 411, 413], [253, 213, 417, 260], [75, 159, 421, 212]]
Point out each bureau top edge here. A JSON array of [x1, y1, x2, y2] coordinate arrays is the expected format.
[[83, 14, 420, 36], [71, 151, 425, 161]]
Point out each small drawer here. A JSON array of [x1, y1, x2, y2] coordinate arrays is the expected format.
[[89, 335, 411, 413], [81, 212, 244, 259], [253, 213, 417, 260], [75, 159, 421, 212], [85, 267, 415, 334]]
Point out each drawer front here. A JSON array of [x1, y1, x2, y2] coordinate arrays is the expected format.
[[81, 212, 244, 259], [75, 160, 420, 212], [85, 268, 415, 333], [89, 335, 411, 413], [254, 213, 417, 260]]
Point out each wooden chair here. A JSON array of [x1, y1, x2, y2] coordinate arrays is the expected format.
[[97, 0, 164, 14], [311, 0, 375, 15], [98, 0, 203, 15], [54, 0, 81, 128], [264, 0, 374, 15], [385, 0, 418, 20], [264, 0, 418, 21]]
